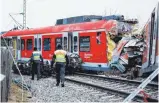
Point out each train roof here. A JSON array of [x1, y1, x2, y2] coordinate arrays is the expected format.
[[2, 20, 117, 37]]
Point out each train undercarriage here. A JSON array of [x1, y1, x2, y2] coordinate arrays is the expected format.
[[12, 52, 83, 77]]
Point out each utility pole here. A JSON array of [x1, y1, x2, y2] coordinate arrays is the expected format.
[[23, 0, 26, 29]]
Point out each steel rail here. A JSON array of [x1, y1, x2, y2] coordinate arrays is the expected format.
[[64, 77, 158, 102], [74, 72, 158, 87]]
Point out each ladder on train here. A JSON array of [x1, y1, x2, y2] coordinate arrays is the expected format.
[[123, 67, 159, 102]]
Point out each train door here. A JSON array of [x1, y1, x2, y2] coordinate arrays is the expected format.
[[62, 32, 68, 51], [34, 35, 38, 50], [62, 32, 79, 53], [72, 32, 79, 54], [12, 37, 17, 59], [37, 35, 42, 53], [149, 8, 157, 65], [68, 32, 73, 52], [17, 36, 21, 60], [34, 34, 42, 53], [21, 37, 25, 58]]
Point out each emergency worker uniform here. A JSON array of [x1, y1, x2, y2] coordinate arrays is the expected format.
[[51, 49, 69, 87], [30, 51, 43, 80]]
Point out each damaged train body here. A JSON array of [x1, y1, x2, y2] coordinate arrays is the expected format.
[[109, 2, 159, 76], [139, 2, 159, 75], [113, 2, 158, 76], [1, 2, 158, 76]]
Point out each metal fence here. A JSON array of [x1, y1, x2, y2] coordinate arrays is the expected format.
[[0, 47, 13, 102]]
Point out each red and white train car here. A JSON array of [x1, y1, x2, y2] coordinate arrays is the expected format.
[[2, 20, 117, 71], [2, 2, 158, 75]]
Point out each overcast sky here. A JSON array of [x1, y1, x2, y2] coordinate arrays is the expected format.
[[0, 0, 158, 31]]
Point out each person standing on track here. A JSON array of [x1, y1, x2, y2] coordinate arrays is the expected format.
[[30, 47, 43, 80], [51, 44, 69, 87]]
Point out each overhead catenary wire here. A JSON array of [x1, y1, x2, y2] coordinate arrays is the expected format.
[[9, 14, 23, 29], [5, 0, 33, 30]]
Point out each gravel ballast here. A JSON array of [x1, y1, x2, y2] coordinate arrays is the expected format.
[[12, 73, 125, 102]]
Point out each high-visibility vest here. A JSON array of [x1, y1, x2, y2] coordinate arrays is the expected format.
[[32, 51, 41, 61], [54, 50, 67, 63]]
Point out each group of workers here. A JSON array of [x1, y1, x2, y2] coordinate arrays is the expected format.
[[30, 44, 69, 87]]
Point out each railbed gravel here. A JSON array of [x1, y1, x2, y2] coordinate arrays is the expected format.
[[11, 73, 126, 102]]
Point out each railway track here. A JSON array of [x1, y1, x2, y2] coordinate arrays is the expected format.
[[75, 72, 158, 87], [64, 73, 158, 102]]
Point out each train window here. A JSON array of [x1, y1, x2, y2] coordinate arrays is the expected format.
[[39, 38, 41, 50], [79, 36, 90, 52], [43, 38, 51, 51], [27, 39, 33, 50], [35, 38, 37, 48], [55, 38, 62, 50], [96, 32, 101, 44], [21, 39, 25, 50], [64, 37, 67, 51], [74, 36, 78, 52]]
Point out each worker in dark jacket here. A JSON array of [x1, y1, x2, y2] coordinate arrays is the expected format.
[[51, 44, 69, 87], [30, 47, 43, 80]]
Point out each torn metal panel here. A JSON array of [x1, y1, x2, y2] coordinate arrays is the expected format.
[[111, 37, 130, 63], [124, 39, 139, 47]]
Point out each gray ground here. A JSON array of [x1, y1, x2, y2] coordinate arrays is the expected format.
[[11, 73, 125, 102]]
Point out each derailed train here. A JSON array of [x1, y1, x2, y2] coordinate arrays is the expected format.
[[1, 2, 158, 76]]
